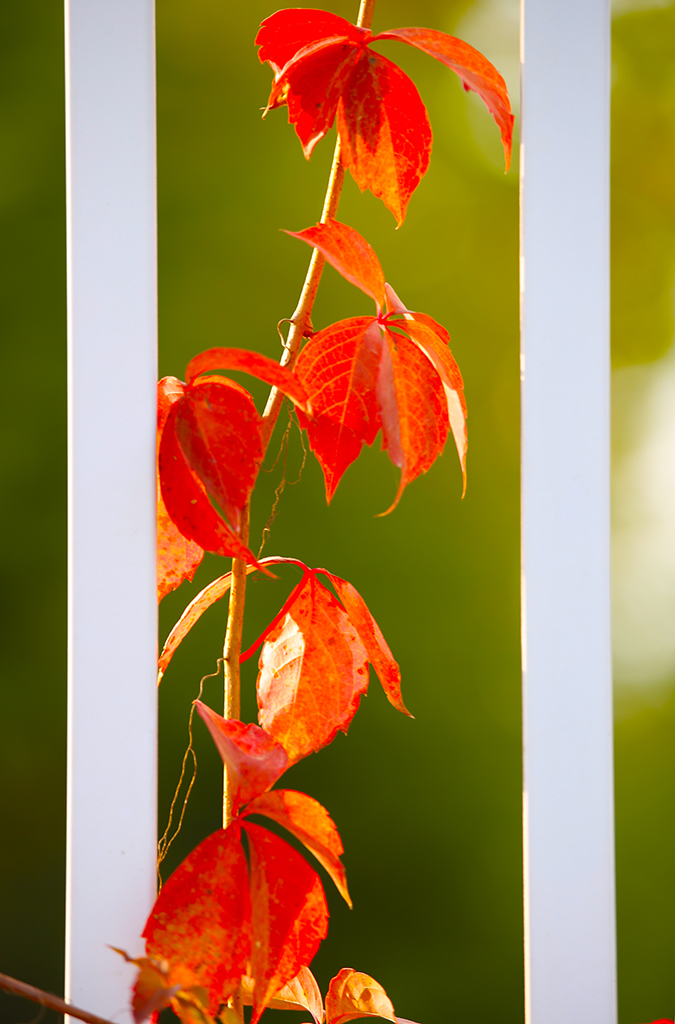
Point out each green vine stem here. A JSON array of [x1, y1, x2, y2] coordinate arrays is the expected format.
[[221, 0, 378, 833]]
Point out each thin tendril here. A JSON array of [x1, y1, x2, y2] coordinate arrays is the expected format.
[[257, 407, 308, 558], [157, 661, 222, 886]]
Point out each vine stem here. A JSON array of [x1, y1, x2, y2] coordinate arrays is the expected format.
[[0, 971, 117, 1024], [222, 0, 378, 831]]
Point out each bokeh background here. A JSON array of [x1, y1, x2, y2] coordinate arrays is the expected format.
[[1, 1, 674, 1022]]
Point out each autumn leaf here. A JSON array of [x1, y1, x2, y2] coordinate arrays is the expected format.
[[244, 822, 329, 1024], [158, 569, 255, 683], [111, 949, 181, 1024], [173, 375, 263, 535], [284, 221, 386, 311], [157, 377, 203, 602], [257, 9, 513, 223], [291, 220, 466, 506], [185, 347, 311, 413], [255, 570, 369, 764], [243, 562, 406, 764], [241, 966, 324, 1024], [159, 397, 262, 566], [194, 702, 288, 814], [244, 788, 351, 906], [336, 50, 431, 227], [326, 970, 397, 1024], [143, 825, 251, 1015]]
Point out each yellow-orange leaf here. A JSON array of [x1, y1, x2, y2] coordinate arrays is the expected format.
[[241, 967, 325, 1024], [326, 970, 397, 1024]]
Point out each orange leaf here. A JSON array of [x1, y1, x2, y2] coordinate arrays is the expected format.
[[185, 347, 311, 413], [158, 569, 256, 683], [326, 970, 397, 1024], [157, 377, 203, 601], [194, 702, 288, 813], [320, 572, 410, 717], [337, 51, 431, 226], [244, 789, 351, 907], [285, 221, 385, 311], [256, 571, 370, 764], [143, 825, 250, 1016], [241, 967, 325, 1024], [244, 822, 329, 1024], [373, 27, 514, 170]]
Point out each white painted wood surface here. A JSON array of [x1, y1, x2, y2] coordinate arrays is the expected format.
[[520, 1, 616, 1022], [65, 1, 158, 1017]]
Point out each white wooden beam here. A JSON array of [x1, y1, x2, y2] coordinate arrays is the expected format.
[[520, 1, 616, 1022], [65, 1, 157, 1017]]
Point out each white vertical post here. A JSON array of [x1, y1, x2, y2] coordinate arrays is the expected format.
[[65, 1, 157, 1018], [520, 2, 616, 1023]]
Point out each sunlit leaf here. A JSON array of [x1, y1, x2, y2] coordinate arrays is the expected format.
[[326, 969, 397, 1024], [185, 348, 311, 413], [244, 788, 351, 906], [194, 703, 288, 813], [285, 221, 386, 310], [143, 825, 250, 1015], [244, 822, 329, 1024], [241, 966, 324, 1024]]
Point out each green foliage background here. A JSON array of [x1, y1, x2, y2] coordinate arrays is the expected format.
[[0, 2, 674, 1023]]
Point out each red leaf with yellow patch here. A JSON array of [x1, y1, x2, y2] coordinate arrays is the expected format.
[[244, 788, 351, 907], [111, 949, 181, 1024], [255, 570, 370, 764], [258, 10, 512, 222], [194, 702, 288, 814], [157, 377, 203, 602], [246, 562, 406, 764], [143, 825, 250, 1016], [244, 822, 329, 1024], [336, 50, 431, 226]]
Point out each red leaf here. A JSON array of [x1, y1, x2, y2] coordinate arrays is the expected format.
[[157, 377, 203, 601], [158, 401, 261, 566], [244, 822, 329, 1024], [143, 825, 250, 1015], [194, 702, 288, 813], [337, 50, 431, 226], [242, 966, 325, 1024], [373, 27, 514, 170], [244, 788, 351, 907], [285, 221, 385, 311], [257, 9, 364, 76], [185, 347, 311, 413], [173, 376, 263, 534], [326, 970, 397, 1024], [256, 571, 370, 764], [378, 328, 448, 513], [384, 285, 467, 494], [294, 316, 382, 502], [320, 572, 409, 717]]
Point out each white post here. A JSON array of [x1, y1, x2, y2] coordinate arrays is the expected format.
[[520, 2, 616, 1023], [65, 1, 157, 1018]]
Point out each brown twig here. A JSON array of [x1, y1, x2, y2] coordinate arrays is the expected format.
[[0, 972, 116, 1024], [221, 0, 378, 831]]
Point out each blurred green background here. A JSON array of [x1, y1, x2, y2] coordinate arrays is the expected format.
[[1, 2, 674, 1023]]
